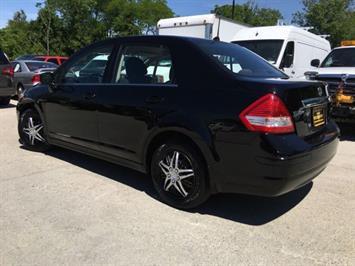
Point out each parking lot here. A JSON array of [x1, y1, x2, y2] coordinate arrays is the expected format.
[[0, 100, 354, 265]]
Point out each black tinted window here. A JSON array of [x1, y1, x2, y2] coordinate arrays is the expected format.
[[114, 44, 175, 84], [62, 45, 113, 84], [0, 51, 9, 65], [25, 62, 57, 71], [200, 41, 287, 78]]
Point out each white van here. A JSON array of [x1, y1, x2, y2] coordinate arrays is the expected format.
[[232, 26, 331, 78], [157, 14, 249, 42]]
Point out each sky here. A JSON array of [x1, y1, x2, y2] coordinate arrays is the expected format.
[[0, 0, 304, 29]]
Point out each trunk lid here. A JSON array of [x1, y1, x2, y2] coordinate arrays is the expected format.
[[272, 80, 329, 137]]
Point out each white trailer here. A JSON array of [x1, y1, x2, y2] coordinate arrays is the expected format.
[[232, 26, 331, 78], [157, 14, 249, 42]]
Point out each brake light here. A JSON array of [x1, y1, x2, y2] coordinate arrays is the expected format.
[[1, 66, 14, 77], [32, 74, 41, 86], [239, 93, 295, 134]]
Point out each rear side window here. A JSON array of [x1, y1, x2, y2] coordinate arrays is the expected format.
[[25, 62, 57, 71], [114, 44, 175, 84], [199, 41, 288, 79], [0, 51, 9, 65]]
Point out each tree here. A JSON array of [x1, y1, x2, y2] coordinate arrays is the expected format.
[[212, 0, 283, 26], [0, 0, 173, 58], [0, 10, 44, 58], [292, 0, 355, 47]]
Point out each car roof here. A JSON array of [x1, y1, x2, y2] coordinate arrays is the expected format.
[[333, 46, 355, 50]]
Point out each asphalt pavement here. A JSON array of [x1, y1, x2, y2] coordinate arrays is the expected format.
[[1, 101, 354, 265]]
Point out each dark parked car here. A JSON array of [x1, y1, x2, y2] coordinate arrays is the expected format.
[[0, 50, 15, 105], [11, 60, 58, 98], [17, 36, 339, 209]]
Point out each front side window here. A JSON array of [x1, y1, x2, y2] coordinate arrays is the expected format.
[[321, 48, 355, 67], [114, 44, 175, 84], [200, 41, 287, 79], [61, 44, 113, 84], [233, 40, 284, 64]]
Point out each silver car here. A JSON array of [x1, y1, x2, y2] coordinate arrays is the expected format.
[[11, 60, 57, 98]]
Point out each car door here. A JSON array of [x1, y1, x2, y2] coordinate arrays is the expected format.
[[96, 42, 178, 163], [41, 42, 114, 150]]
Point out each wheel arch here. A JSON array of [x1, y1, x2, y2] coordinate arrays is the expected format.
[[143, 128, 218, 191], [17, 100, 47, 133]]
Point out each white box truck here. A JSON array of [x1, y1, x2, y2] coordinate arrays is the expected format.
[[157, 14, 249, 42], [231, 26, 331, 78]]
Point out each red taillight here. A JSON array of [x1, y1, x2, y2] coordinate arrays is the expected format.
[[32, 74, 41, 85], [1, 66, 14, 77], [239, 93, 295, 134]]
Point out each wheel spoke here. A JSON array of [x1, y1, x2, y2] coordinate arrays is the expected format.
[[165, 180, 173, 191], [174, 181, 188, 197], [159, 161, 170, 174], [29, 117, 34, 128], [179, 173, 194, 180], [34, 133, 45, 142]]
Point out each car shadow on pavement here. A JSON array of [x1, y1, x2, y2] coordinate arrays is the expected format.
[[338, 123, 355, 141], [193, 183, 312, 225], [43, 147, 312, 226]]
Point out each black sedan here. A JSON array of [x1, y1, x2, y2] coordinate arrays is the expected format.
[[17, 36, 339, 209]]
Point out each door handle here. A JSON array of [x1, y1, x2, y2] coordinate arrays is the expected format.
[[145, 96, 164, 104]]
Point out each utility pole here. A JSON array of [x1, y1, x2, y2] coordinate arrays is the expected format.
[[232, 0, 235, 20]]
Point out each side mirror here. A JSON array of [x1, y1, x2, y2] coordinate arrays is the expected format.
[[311, 59, 320, 67], [40, 72, 54, 85]]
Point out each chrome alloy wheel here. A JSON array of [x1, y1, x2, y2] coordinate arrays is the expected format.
[[23, 117, 45, 145], [158, 151, 195, 198]]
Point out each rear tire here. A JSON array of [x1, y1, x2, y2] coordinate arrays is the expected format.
[[18, 109, 51, 152], [0, 97, 10, 106], [151, 140, 210, 209]]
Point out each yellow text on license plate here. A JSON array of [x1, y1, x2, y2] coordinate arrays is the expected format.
[[312, 107, 325, 127]]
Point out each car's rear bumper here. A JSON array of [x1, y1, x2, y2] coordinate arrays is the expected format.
[[210, 121, 339, 196]]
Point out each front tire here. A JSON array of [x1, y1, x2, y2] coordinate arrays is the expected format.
[[151, 141, 210, 209], [18, 109, 51, 152]]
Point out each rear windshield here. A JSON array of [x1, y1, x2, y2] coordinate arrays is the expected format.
[[25, 61, 57, 71], [0, 51, 9, 65], [232, 40, 284, 64], [321, 48, 355, 67], [199, 41, 287, 79]]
